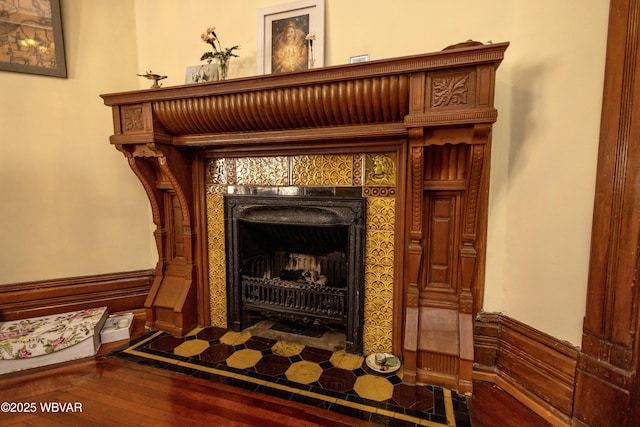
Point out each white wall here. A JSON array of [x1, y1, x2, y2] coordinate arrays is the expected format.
[[485, 2, 609, 344], [0, 1, 154, 283], [0, 0, 609, 346]]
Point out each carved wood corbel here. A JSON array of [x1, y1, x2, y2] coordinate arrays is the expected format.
[[111, 106, 198, 336]]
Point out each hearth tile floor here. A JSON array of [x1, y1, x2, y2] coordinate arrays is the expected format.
[[112, 326, 471, 427]]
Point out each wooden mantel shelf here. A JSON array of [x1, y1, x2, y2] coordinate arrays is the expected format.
[[102, 42, 507, 147], [101, 41, 508, 393]]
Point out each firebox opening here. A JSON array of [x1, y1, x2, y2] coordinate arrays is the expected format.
[[239, 221, 350, 332], [224, 191, 366, 354]]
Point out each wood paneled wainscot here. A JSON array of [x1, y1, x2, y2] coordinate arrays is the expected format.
[[101, 41, 508, 393]]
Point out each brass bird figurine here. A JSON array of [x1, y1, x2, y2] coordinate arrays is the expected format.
[[137, 70, 167, 88]]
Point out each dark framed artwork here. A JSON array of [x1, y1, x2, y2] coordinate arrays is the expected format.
[[257, 0, 325, 74], [0, 0, 67, 77]]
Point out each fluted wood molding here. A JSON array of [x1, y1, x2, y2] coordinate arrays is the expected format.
[[574, 0, 640, 425], [153, 76, 411, 135]]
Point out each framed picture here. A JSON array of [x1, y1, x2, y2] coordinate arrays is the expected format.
[[185, 63, 218, 84], [0, 0, 67, 78], [350, 54, 369, 64], [257, 0, 325, 74]]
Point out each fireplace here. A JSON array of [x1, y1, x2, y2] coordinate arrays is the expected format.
[[224, 187, 366, 353], [101, 41, 507, 392]]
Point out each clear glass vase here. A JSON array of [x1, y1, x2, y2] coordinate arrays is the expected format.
[[218, 58, 230, 80]]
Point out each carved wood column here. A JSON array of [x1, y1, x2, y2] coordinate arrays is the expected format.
[[403, 139, 425, 384], [402, 56, 500, 393], [574, 0, 640, 425]]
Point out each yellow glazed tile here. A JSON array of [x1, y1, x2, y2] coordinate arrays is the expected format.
[[285, 361, 323, 384], [364, 153, 397, 186], [321, 154, 353, 186], [204, 153, 400, 354], [226, 348, 262, 369], [292, 155, 322, 185], [271, 340, 305, 357], [329, 350, 364, 370], [186, 327, 204, 337], [206, 193, 227, 328], [173, 339, 210, 357], [220, 330, 251, 346], [353, 375, 394, 402], [235, 157, 288, 186], [207, 158, 229, 185]]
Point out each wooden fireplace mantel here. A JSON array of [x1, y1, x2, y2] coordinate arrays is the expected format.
[[102, 41, 507, 392]]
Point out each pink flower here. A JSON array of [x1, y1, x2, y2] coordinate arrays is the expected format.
[[50, 337, 65, 350], [70, 308, 96, 320], [200, 26, 239, 64], [0, 328, 32, 340], [17, 347, 32, 358], [201, 27, 217, 43]]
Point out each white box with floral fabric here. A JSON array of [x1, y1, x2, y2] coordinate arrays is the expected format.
[[0, 307, 107, 375]]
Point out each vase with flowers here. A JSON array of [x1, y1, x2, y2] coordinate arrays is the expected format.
[[200, 27, 239, 80]]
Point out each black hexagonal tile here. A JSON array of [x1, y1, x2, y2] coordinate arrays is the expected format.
[[318, 367, 356, 393]]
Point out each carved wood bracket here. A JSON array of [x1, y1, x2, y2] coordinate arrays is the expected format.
[[114, 133, 198, 335]]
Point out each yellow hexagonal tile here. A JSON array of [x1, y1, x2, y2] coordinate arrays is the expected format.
[[226, 348, 262, 369], [185, 326, 204, 337], [220, 330, 252, 346], [285, 360, 323, 384], [329, 350, 364, 370], [271, 340, 305, 357], [353, 375, 394, 402], [173, 339, 210, 357], [395, 365, 404, 381]]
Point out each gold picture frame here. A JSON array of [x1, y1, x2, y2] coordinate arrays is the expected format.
[[0, 0, 67, 78], [257, 0, 325, 75]]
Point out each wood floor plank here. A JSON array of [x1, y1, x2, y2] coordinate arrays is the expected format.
[[1, 316, 555, 426], [468, 381, 553, 427], [0, 357, 373, 427], [1, 356, 556, 426]]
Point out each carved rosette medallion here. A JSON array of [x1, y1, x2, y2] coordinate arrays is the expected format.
[[122, 105, 145, 132], [432, 74, 469, 107]]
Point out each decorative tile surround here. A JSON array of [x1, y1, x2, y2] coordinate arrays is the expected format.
[[205, 153, 397, 354]]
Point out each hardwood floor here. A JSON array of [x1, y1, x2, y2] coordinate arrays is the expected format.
[[0, 316, 370, 426], [0, 357, 373, 427], [468, 381, 553, 427], [0, 316, 549, 426], [0, 358, 554, 427]]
